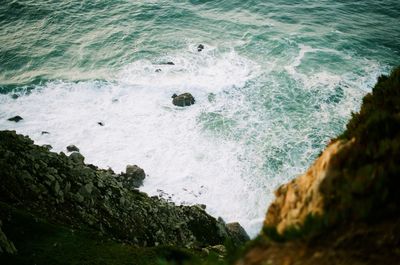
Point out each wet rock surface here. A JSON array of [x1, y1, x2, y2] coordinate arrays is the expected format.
[[172, 93, 195, 107], [66, 145, 79, 152], [120, 165, 146, 189], [197, 44, 204, 52], [0, 131, 245, 248], [7, 116, 23, 122]]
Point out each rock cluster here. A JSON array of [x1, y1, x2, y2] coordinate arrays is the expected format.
[[0, 131, 248, 249]]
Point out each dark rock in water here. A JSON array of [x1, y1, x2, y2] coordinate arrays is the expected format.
[[97, 122, 104, 126], [66, 145, 79, 152], [197, 44, 204, 52], [226, 222, 250, 246], [121, 165, 146, 189], [7, 116, 23, 122], [11, 94, 19, 100], [155, 68, 162, 73], [42, 144, 53, 150], [172, 93, 195, 107], [159, 62, 174, 65], [172, 93, 178, 99], [70, 152, 85, 164], [41, 131, 50, 135]]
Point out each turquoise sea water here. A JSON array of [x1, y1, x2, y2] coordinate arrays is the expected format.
[[1, 0, 399, 236]]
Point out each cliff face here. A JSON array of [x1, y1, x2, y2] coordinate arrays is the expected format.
[[240, 67, 400, 265], [265, 66, 400, 237], [264, 139, 354, 234]]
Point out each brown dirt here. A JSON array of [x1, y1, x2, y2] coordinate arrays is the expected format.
[[238, 218, 400, 265]]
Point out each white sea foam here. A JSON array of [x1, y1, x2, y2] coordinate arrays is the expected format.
[[0, 47, 268, 236], [0, 44, 386, 238]]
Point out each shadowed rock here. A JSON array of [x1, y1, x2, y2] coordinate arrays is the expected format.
[[120, 165, 146, 189], [7, 116, 23, 122], [226, 222, 250, 246], [197, 44, 204, 52], [172, 93, 195, 107], [66, 145, 79, 152]]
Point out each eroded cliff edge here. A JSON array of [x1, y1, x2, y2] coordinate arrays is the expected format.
[[240, 67, 400, 265]]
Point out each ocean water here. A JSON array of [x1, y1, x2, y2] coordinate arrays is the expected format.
[[1, 0, 399, 237]]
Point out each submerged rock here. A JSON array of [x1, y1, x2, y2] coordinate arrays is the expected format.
[[66, 145, 80, 152], [7, 116, 23, 122], [172, 93, 195, 107]]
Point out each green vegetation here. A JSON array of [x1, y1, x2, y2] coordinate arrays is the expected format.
[[325, 66, 400, 223], [0, 202, 221, 265], [260, 66, 400, 243]]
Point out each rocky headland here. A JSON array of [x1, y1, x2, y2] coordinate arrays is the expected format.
[[238, 67, 400, 264]]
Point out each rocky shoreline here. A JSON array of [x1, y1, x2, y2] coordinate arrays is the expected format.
[[0, 130, 248, 256]]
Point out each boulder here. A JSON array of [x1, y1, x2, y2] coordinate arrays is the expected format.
[[226, 222, 250, 246], [97, 122, 104, 126], [66, 145, 79, 152], [172, 93, 195, 107], [41, 131, 50, 135], [7, 116, 23, 122], [197, 44, 204, 52], [70, 152, 85, 164], [121, 165, 146, 188], [42, 144, 53, 151]]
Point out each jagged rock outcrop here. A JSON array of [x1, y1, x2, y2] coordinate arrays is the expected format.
[[238, 67, 400, 265], [0, 131, 248, 248], [264, 139, 354, 234]]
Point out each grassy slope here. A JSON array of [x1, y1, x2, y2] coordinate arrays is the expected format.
[[0, 202, 208, 265]]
